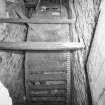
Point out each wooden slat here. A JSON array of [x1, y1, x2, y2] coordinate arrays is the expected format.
[[0, 42, 85, 51], [31, 102, 65, 105], [29, 84, 66, 90], [30, 94, 66, 97], [29, 64, 67, 73], [0, 18, 76, 24], [29, 90, 66, 97], [29, 70, 67, 74], [29, 80, 66, 85], [30, 73, 66, 81], [29, 80, 66, 89], [30, 97, 65, 102]]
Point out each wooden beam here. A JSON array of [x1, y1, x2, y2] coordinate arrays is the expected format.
[[0, 42, 85, 51], [29, 84, 66, 90], [29, 90, 66, 97], [30, 94, 66, 97], [30, 73, 66, 81], [30, 97, 65, 102], [0, 18, 76, 24], [30, 102, 65, 105]]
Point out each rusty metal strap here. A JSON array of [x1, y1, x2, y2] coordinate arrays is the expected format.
[[0, 42, 85, 51]]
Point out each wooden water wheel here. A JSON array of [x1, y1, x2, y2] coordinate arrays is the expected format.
[[25, 0, 74, 105]]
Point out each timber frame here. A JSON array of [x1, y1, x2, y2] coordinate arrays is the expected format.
[[0, 17, 84, 51]]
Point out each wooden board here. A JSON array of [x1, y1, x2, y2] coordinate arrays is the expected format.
[[31, 102, 65, 105], [29, 89, 66, 96], [30, 73, 66, 81], [30, 97, 66, 102], [0, 42, 84, 51], [29, 80, 66, 89], [25, 3, 71, 105], [0, 18, 76, 24]]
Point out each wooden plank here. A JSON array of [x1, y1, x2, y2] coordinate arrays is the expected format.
[[30, 93, 66, 97], [0, 42, 85, 51], [29, 90, 66, 97], [28, 61, 67, 73], [30, 97, 65, 102], [28, 58, 67, 73], [30, 73, 66, 81], [31, 102, 65, 105], [29, 69, 67, 73], [29, 84, 66, 90], [0, 18, 76, 24], [29, 80, 66, 89]]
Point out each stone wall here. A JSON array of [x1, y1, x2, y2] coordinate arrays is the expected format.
[[69, 0, 101, 105], [0, 0, 27, 105]]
